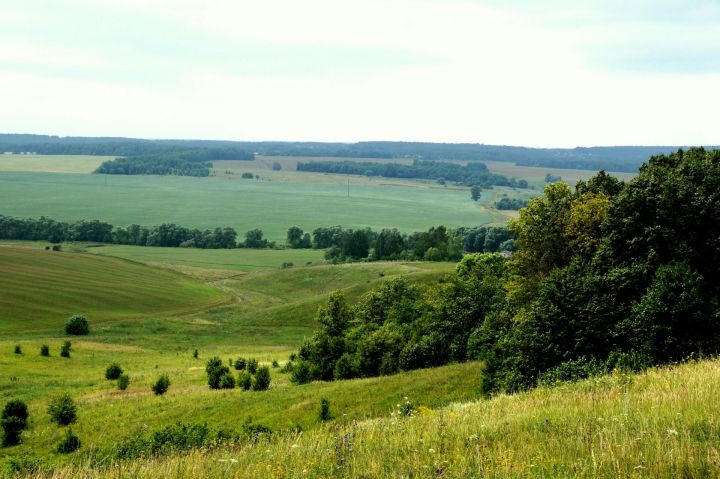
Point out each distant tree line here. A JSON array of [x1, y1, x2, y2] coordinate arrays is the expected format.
[[285, 224, 514, 262], [288, 149, 720, 394], [95, 147, 254, 177], [495, 198, 528, 210], [0, 215, 238, 249], [4, 133, 712, 172], [296, 160, 529, 188]]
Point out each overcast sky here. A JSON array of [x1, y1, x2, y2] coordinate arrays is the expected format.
[[1, 0, 718, 147]]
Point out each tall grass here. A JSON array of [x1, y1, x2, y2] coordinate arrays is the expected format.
[[22, 359, 720, 478]]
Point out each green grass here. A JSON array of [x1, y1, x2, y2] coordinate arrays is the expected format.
[[25, 359, 720, 478], [0, 245, 228, 335], [0, 167, 516, 242], [0, 154, 109, 173]]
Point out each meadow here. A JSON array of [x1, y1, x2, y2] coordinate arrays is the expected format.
[[0, 155, 110, 174]]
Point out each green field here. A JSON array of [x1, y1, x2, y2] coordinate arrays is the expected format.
[[0, 243, 466, 470], [36, 358, 720, 478], [0, 171, 512, 242], [0, 154, 109, 174], [0, 245, 228, 334]]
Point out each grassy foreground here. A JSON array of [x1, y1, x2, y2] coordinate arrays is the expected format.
[[24, 359, 720, 479]]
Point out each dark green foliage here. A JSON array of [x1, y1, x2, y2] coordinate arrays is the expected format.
[[96, 157, 212, 177], [56, 429, 81, 454], [152, 375, 170, 396], [105, 363, 123, 380], [319, 398, 331, 421], [13, 345, 21, 354], [287, 226, 312, 248], [545, 173, 562, 183], [252, 366, 271, 391], [237, 371, 252, 390], [117, 374, 130, 391], [2, 400, 28, 447], [242, 229, 271, 248], [51, 244, 61, 251], [241, 172, 254, 179], [205, 357, 230, 389], [234, 357, 247, 370], [48, 394, 77, 426], [0, 214, 237, 249], [298, 159, 528, 188], [64, 315, 89, 335], [40, 344, 49, 356], [495, 197, 528, 210], [247, 358, 258, 375], [470, 185, 482, 201], [1, 416, 25, 447], [272, 161, 282, 171], [219, 371, 236, 389], [290, 360, 312, 384], [60, 341, 71, 358], [192, 349, 199, 359], [114, 422, 217, 459], [271, 360, 279, 368], [241, 422, 272, 439]]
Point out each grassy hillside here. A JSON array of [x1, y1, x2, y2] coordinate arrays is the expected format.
[[0, 245, 228, 334], [24, 359, 720, 478]]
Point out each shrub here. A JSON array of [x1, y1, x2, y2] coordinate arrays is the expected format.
[[51, 244, 61, 251], [247, 358, 258, 374], [60, 341, 71, 358], [272, 161, 282, 171], [252, 366, 271, 391], [271, 359, 279, 368], [13, 345, 22, 355], [1, 400, 29, 447], [1, 416, 25, 447], [538, 357, 606, 387], [319, 398, 331, 421], [192, 349, 199, 359], [241, 422, 272, 440], [233, 357, 247, 370], [105, 363, 123, 380], [219, 371, 235, 389], [290, 360, 312, 384], [241, 172, 254, 179], [152, 375, 170, 396], [206, 357, 230, 389], [48, 394, 77, 426], [56, 429, 81, 454], [117, 374, 130, 391], [237, 371, 252, 391], [40, 344, 50, 356], [64, 315, 89, 336]]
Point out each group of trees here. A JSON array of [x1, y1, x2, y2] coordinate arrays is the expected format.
[[94, 147, 254, 177], [0, 215, 238, 249], [287, 225, 514, 262], [288, 149, 720, 394], [297, 159, 529, 189], [495, 197, 528, 210]]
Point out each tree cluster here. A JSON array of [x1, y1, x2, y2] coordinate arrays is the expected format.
[[0, 215, 238, 249], [297, 159, 529, 188], [495, 198, 528, 210], [288, 149, 720, 394]]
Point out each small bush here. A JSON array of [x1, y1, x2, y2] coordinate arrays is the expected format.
[[272, 161, 282, 171], [51, 244, 61, 251], [48, 394, 77, 426], [56, 429, 81, 454], [271, 359, 279, 368], [252, 366, 271, 391], [1, 416, 25, 447], [60, 341, 71, 358], [233, 357, 247, 370], [241, 172, 254, 179], [2, 400, 28, 427], [64, 315, 89, 336], [319, 398, 331, 421], [538, 357, 606, 387], [290, 360, 312, 384], [219, 371, 235, 389], [117, 374, 130, 390], [192, 349, 199, 359], [40, 344, 50, 356], [152, 375, 170, 396], [241, 422, 272, 440], [206, 357, 230, 389], [13, 345, 22, 355], [105, 363, 123, 380], [237, 371, 252, 391], [247, 358, 258, 374]]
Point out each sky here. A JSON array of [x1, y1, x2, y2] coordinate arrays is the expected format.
[[1, 0, 719, 147]]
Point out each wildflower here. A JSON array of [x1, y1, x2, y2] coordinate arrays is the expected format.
[[667, 429, 679, 436], [291, 444, 300, 449], [428, 448, 435, 453]]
